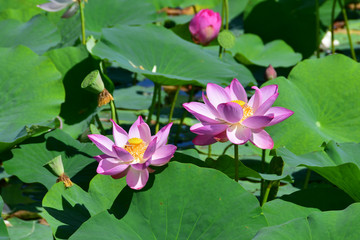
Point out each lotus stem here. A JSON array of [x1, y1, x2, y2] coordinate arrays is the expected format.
[[339, 0, 357, 61], [222, 143, 233, 155], [261, 181, 272, 206], [78, 0, 86, 45], [315, 0, 320, 58], [224, 0, 229, 30], [146, 83, 158, 125], [168, 86, 180, 124], [303, 168, 312, 190], [208, 145, 212, 158], [95, 114, 105, 134], [331, 0, 337, 54], [109, 100, 119, 125], [174, 86, 195, 145], [234, 144, 239, 182], [155, 84, 162, 133], [260, 149, 266, 201]]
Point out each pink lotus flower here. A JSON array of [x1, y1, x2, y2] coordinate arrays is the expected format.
[[37, 0, 80, 18], [88, 116, 176, 190], [189, 9, 222, 46], [183, 79, 294, 149]]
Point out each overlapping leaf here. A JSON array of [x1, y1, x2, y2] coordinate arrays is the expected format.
[[229, 34, 302, 67], [44, 162, 267, 239], [0, 15, 61, 54], [3, 129, 99, 190], [0, 46, 64, 153], [265, 54, 360, 154], [277, 141, 360, 201], [44, 46, 106, 138], [90, 24, 255, 87], [254, 203, 360, 239], [42, 174, 126, 239]]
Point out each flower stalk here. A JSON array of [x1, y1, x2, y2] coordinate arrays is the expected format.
[[315, 0, 320, 58], [261, 181, 273, 206], [331, 0, 337, 54], [168, 86, 180, 124], [303, 169, 312, 189], [339, 0, 357, 61], [234, 144, 239, 182], [78, 0, 86, 45], [155, 84, 162, 133], [174, 86, 195, 145], [109, 100, 119, 125], [147, 84, 159, 125]]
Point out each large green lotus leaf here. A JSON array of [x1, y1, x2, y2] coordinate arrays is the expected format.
[[46, 11, 81, 48], [277, 141, 360, 201], [0, 196, 9, 240], [85, 0, 159, 38], [3, 129, 99, 190], [90, 24, 255, 87], [264, 54, 360, 154], [0, 46, 64, 153], [58, 162, 267, 239], [253, 203, 360, 239], [113, 85, 154, 111], [0, 15, 61, 55], [6, 218, 52, 240], [42, 174, 126, 239], [0, 0, 47, 22], [229, 34, 302, 67], [262, 199, 320, 226], [244, 0, 341, 58], [44, 46, 105, 138]]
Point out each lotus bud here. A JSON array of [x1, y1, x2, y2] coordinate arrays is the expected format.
[[44, 155, 73, 188], [189, 9, 222, 46], [265, 65, 277, 80], [81, 70, 114, 107]]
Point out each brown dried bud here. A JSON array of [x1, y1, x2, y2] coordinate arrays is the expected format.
[[57, 173, 73, 188], [98, 88, 114, 107]]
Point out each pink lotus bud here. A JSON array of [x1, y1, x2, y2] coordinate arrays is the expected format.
[[265, 65, 277, 80], [189, 9, 222, 46]]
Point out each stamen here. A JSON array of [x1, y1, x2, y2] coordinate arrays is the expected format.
[[125, 138, 147, 164], [230, 100, 253, 123]]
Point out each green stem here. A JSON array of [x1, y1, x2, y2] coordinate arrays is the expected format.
[[109, 100, 119, 125], [331, 0, 337, 54], [234, 144, 239, 182], [208, 145, 212, 158], [146, 84, 158, 125], [78, 0, 86, 45], [218, 0, 227, 58], [174, 86, 195, 145], [155, 84, 162, 133], [94, 114, 105, 134], [315, 0, 320, 58], [168, 86, 180, 124], [261, 181, 272, 206], [260, 149, 266, 202], [339, 0, 357, 61], [224, 0, 229, 30], [192, 5, 197, 14], [303, 169, 311, 190], [222, 143, 233, 155]]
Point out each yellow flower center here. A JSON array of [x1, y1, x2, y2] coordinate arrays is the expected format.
[[230, 100, 254, 123], [124, 138, 147, 164]]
